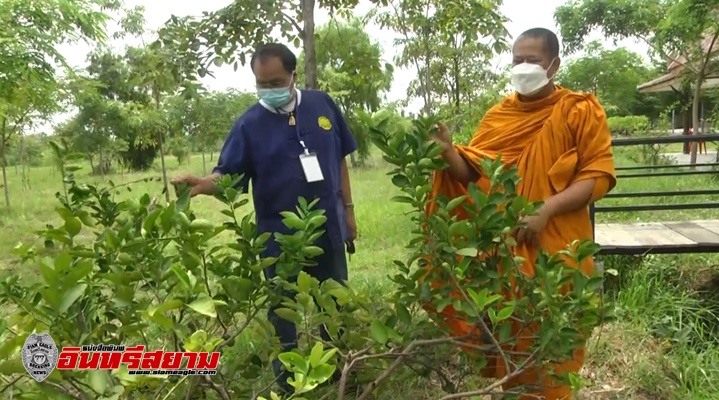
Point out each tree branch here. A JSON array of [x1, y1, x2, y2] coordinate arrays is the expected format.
[[0, 376, 23, 394], [437, 348, 541, 400], [697, 28, 719, 81], [216, 299, 268, 351], [250, 374, 281, 400], [281, 11, 303, 35], [636, 34, 695, 73], [354, 336, 468, 400], [203, 375, 230, 400], [448, 273, 512, 375]]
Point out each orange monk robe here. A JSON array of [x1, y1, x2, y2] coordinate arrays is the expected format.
[[427, 86, 617, 399]]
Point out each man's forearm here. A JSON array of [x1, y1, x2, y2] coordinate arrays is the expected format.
[[540, 178, 596, 219], [340, 158, 353, 205], [443, 147, 479, 185]]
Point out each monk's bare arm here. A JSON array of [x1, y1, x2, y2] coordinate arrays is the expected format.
[[442, 147, 480, 185], [540, 178, 596, 219]]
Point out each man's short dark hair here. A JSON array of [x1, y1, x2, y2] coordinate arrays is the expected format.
[[517, 28, 560, 58], [250, 43, 297, 73]]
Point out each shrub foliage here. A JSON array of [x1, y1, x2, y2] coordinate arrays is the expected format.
[[0, 119, 611, 399]]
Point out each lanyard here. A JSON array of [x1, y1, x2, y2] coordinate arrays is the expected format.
[[275, 103, 309, 156], [298, 130, 309, 155]]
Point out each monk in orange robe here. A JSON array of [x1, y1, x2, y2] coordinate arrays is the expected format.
[[426, 28, 617, 399]]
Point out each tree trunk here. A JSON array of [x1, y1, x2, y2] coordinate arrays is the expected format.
[[25, 162, 31, 190], [422, 27, 432, 115], [99, 152, 105, 181], [690, 83, 702, 167], [87, 154, 95, 175], [0, 125, 10, 208], [451, 52, 461, 133], [154, 92, 170, 203], [690, 30, 719, 166], [19, 133, 27, 191], [158, 130, 170, 203], [201, 151, 207, 176], [682, 108, 691, 154], [300, 0, 318, 89]]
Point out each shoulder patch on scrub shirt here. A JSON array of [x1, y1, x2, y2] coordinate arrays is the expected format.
[[318, 116, 332, 131]]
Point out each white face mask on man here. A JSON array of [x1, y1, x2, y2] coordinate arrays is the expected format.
[[510, 58, 557, 96]]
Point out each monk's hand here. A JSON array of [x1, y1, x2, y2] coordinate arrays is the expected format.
[[514, 212, 550, 248], [429, 122, 452, 152]]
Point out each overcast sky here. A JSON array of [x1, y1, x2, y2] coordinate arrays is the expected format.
[[48, 0, 649, 132]]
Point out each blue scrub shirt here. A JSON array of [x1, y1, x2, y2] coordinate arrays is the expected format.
[[213, 89, 358, 260]]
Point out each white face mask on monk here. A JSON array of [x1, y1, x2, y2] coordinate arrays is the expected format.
[[511, 59, 556, 96]]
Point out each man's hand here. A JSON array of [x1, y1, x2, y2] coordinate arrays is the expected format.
[[345, 208, 357, 241], [513, 210, 550, 248], [430, 122, 453, 152], [171, 175, 215, 198]]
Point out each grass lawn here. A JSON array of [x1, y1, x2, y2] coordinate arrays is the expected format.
[[1, 146, 718, 399]]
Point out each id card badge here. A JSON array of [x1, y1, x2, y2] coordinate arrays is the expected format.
[[300, 153, 324, 182]]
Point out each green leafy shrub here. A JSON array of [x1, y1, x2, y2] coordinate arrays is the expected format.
[[0, 119, 612, 399], [165, 136, 190, 165], [607, 115, 649, 136]]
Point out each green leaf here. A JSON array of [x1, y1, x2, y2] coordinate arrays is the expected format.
[[302, 246, 323, 258], [171, 264, 192, 289], [498, 322, 512, 342], [446, 195, 467, 212], [149, 299, 184, 317], [585, 276, 604, 293], [319, 348, 338, 365], [391, 175, 410, 188], [309, 342, 324, 368], [280, 212, 305, 230], [370, 319, 388, 345], [278, 351, 305, 371], [220, 277, 254, 302], [496, 305, 514, 321], [396, 304, 412, 325], [274, 308, 303, 325], [142, 208, 163, 234], [297, 271, 311, 293], [187, 295, 217, 318], [467, 288, 488, 310], [88, 369, 110, 394], [58, 283, 87, 314], [0, 357, 26, 375], [308, 363, 335, 383], [456, 247, 478, 257], [54, 251, 73, 271], [390, 195, 414, 204]]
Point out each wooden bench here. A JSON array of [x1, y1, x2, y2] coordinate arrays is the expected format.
[[595, 220, 719, 255], [590, 133, 719, 256]]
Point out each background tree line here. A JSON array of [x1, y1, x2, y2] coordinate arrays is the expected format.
[[3, 0, 719, 209]]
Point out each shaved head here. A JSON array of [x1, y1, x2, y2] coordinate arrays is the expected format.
[[510, 27, 562, 99], [516, 28, 560, 59]]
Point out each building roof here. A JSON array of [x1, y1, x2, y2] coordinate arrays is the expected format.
[[637, 71, 719, 93], [638, 33, 719, 93]]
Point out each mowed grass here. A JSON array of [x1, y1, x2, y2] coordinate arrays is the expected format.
[[1, 146, 718, 399]]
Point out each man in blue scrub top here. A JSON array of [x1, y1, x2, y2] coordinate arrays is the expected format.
[[172, 43, 358, 392]]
